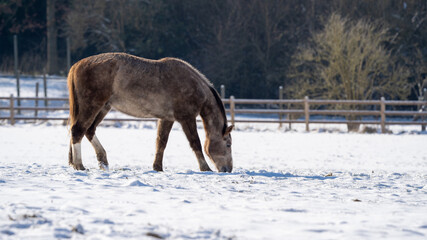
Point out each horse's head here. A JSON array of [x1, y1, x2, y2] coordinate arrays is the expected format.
[[205, 125, 234, 173]]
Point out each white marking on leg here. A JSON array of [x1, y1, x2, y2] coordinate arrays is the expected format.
[[90, 135, 105, 154], [90, 135, 108, 170], [72, 143, 82, 166], [99, 163, 109, 171]]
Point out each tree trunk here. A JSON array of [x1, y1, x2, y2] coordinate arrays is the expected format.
[[346, 104, 360, 132], [346, 116, 361, 132], [47, 0, 58, 75]]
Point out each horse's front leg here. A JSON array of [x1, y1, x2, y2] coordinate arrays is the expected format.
[[153, 119, 174, 171], [179, 118, 212, 172]]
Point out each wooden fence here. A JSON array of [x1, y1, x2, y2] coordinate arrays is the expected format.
[[1, 95, 427, 133]]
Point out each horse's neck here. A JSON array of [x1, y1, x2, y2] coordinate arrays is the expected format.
[[200, 99, 225, 140]]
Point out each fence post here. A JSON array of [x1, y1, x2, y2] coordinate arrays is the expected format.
[[10, 95, 15, 125], [279, 86, 283, 128], [380, 97, 386, 133], [420, 89, 426, 131], [43, 68, 48, 107], [230, 96, 235, 126], [220, 85, 225, 99], [304, 96, 310, 132], [287, 101, 292, 129], [14, 35, 21, 113], [35, 82, 39, 118]]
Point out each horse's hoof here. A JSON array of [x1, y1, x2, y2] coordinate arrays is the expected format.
[[200, 166, 212, 172], [153, 164, 163, 172], [99, 163, 109, 171], [73, 164, 86, 171]]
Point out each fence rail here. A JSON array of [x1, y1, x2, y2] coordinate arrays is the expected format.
[[1, 95, 427, 132]]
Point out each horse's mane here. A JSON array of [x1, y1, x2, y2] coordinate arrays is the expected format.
[[208, 85, 228, 135], [170, 58, 228, 134]]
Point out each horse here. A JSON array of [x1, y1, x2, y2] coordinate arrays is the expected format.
[[67, 52, 234, 172]]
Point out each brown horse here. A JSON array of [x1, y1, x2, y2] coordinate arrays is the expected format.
[[67, 52, 233, 172]]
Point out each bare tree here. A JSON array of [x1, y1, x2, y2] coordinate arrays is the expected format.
[[65, 0, 151, 55], [202, 0, 306, 98], [406, 49, 427, 99], [46, 0, 58, 74], [288, 13, 411, 131], [65, 0, 111, 52], [288, 13, 410, 101]]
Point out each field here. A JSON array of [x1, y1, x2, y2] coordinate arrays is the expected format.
[[0, 122, 426, 239], [1, 76, 427, 239]]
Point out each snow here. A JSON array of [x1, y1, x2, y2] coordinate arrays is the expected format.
[[0, 76, 69, 120], [0, 123, 426, 239], [0, 75, 67, 98], [1, 75, 427, 239]]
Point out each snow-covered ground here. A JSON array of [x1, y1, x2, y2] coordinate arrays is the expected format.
[[0, 75, 67, 98], [0, 122, 426, 239], [1, 75, 427, 239], [0, 75, 69, 120]]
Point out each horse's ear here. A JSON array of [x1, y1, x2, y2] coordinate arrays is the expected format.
[[224, 125, 234, 136]]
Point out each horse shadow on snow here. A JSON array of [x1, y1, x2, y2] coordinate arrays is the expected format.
[[178, 169, 337, 180]]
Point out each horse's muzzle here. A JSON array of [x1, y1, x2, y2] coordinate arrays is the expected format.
[[220, 166, 232, 173]]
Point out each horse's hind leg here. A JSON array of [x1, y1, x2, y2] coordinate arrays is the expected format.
[[179, 118, 212, 172], [85, 104, 111, 170], [153, 119, 174, 171], [70, 103, 108, 170], [70, 122, 87, 170]]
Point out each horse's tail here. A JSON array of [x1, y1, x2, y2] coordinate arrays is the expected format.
[[67, 65, 78, 129]]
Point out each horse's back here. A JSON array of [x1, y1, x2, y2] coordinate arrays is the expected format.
[[70, 53, 211, 120]]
